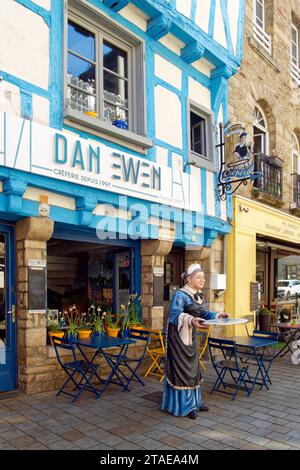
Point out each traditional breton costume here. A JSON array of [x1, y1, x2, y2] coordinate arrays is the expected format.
[[161, 265, 218, 417]]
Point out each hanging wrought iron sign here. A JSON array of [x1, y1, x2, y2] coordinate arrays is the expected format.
[[216, 122, 260, 200]]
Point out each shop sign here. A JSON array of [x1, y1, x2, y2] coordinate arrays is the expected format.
[[0, 112, 201, 212], [28, 259, 46, 268], [217, 123, 260, 200]]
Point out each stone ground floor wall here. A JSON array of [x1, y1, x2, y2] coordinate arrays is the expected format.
[[15, 217, 227, 394], [19, 335, 149, 395]]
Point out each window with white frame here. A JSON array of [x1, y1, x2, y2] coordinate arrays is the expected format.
[[65, 2, 147, 143], [291, 24, 300, 85], [253, 105, 268, 155], [254, 0, 265, 30], [188, 100, 214, 170], [292, 134, 300, 204], [253, 0, 272, 55]]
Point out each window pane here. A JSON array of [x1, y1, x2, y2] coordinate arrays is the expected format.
[[103, 41, 128, 78], [68, 21, 95, 62], [68, 52, 96, 92], [292, 43, 298, 65], [104, 71, 128, 108], [104, 102, 128, 125], [256, 1, 263, 23], [67, 87, 96, 113], [190, 112, 206, 156], [253, 129, 264, 154]]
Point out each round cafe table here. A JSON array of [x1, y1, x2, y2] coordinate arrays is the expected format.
[[202, 318, 249, 326]]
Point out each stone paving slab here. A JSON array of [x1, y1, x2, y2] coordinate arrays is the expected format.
[[0, 355, 299, 450]]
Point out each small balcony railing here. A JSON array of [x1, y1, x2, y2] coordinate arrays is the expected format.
[[253, 22, 272, 55], [254, 154, 283, 201]]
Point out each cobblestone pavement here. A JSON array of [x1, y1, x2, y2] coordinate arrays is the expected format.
[[0, 355, 300, 450]]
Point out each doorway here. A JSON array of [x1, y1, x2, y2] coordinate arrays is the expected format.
[[0, 225, 16, 392]]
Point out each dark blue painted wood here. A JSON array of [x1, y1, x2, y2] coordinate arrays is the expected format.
[[73, 335, 135, 349], [0, 224, 16, 392]]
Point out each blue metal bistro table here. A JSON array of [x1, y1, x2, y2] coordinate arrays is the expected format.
[[73, 335, 136, 399], [210, 334, 278, 397]]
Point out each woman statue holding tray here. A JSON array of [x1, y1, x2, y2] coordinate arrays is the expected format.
[[161, 264, 229, 419]]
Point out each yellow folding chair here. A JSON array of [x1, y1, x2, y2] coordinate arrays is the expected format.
[[144, 329, 165, 382], [196, 325, 211, 370]]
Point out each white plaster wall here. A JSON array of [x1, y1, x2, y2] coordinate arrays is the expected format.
[[155, 54, 182, 90], [119, 3, 149, 31], [93, 205, 132, 220], [33, 0, 50, 9], [155, 85, 182, 149], [32, 95, 50, 126], [176, 0, 192, 19], [0, 1, 49, 89], [228, 0, 239, 55], [159, 34, 185, 55], [220, 198, 227, 220], [214, 0, 227, 49], [192, 58, 215, 78], [0, 81, 21, 116], [195, 0, 211, 34], [190, 165, 201, 209], [156, 146, 169, 166], [188, 77, 211, 110], [206, 171, 216, 217], [23, 188, 76, 210], [172, 153, 183, 171]]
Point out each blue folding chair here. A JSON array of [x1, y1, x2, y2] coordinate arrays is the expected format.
[[103, 329, 150, 390], [251, 330, 278, 386], [208, 337, 251, 400], [53, 335, 101, 402]]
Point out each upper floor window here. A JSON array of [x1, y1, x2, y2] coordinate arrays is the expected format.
[[253, 105, 268, 154], [64, 3, 150, 148], [291, 24, 300, 85], [254, 0, 265, 30], [253, 0, 272, 55], [188, 100, 214, 171]]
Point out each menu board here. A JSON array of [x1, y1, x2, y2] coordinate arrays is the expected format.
[[28, 268, 46, 311], [250, 282, 260, 311]]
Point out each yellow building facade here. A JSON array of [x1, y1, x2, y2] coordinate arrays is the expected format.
[[227, 196, 300, 334]]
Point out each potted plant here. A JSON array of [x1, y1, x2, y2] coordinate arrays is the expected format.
[[47, 310, 65, 346], [258, 306, 271, 331], [128, 293, 144, 330], [78, 311, 93, 339], [47, 324, 65, 346], [90, 305, 106, 337], [120, 304, 131, 338], [64, 305, 81, 343], [112, 108, 128, 130], [105, 310, 121, 337]]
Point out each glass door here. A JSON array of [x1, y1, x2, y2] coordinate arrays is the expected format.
[[0, 225, 16, 392], [114, 250, 134, 313]]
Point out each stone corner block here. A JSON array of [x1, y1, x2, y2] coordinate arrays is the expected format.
[[16, 217, 54, 242]]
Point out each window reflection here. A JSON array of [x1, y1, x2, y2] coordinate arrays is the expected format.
[[67, 21, 96, 115]]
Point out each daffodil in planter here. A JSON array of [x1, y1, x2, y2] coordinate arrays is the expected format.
[[47, 324, 65, 346], [128, 293, 144, 330], [90, 305, 106, 337], [64, 305, 82, 343], [105, 311, 121, 337], [47, 310, 65, 346]]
